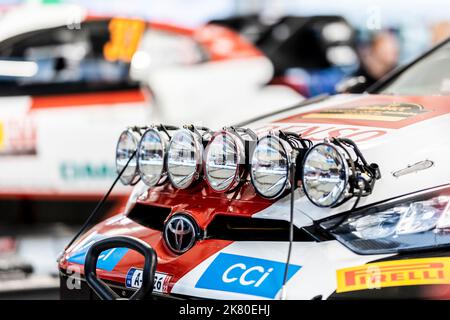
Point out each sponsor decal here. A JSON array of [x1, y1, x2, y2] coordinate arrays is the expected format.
[[104, 18, 145, 63], [336, 257, 450, 293], [195, 253, 301, 299], [60, 162, 116, 181], [299, 103, 427, 122], [125, 268, 172, 293], [274, 97, 450, 129], [0, 118, 37, 155], [67, 234, 128, 271], [253, 123, 388, 143]]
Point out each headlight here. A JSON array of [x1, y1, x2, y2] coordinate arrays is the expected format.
[[320, 185, 450, 254], [250, 135, 291, 199], [302, 143, 349, 207], [204, 130, 245, 192], [116, 129, 140, 185], [167, 129, 203, 189], [137, 128, 168, 187]]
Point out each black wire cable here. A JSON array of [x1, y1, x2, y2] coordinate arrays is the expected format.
[[279, 131, 312, 152], [325, 177, 364, 232], [281, 158, 296, 299], [338, 138, 369, 167], [64, 150, 137, 251]]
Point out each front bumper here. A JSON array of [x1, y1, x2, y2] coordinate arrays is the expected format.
[[59, 237, 450, 300]]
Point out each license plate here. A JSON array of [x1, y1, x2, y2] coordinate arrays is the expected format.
[[153, 272, 171, 293], [125, 268, 171, 294]]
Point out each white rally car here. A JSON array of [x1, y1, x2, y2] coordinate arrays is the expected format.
[[58, 37, 450, 300], [0, 4, 301, 207]]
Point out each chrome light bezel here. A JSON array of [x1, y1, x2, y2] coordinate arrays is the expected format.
[[166, 128, 204, 189], [204, 130, 246, 193], [250, 134, 293, 199], [115, 128, 141, 185], [137, 127, 170, 187], [301, 142, 350, 208]]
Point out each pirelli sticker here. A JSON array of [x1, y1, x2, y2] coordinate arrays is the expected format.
[[336, 257, 450, 293]]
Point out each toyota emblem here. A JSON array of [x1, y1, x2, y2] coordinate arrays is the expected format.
[[163, 215, 197, 254]]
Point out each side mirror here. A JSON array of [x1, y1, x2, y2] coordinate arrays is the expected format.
[[84, 236, 157, 300], [335, 76, 367, 94]]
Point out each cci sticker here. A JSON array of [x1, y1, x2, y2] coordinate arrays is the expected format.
[[67, 234, 128, 272], [195, 253, 301, 299], [336, 257, 450, 293], [126, 268, 171, 293]]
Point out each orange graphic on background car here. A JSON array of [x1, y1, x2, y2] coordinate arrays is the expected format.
[[104, 18, 146, 63]]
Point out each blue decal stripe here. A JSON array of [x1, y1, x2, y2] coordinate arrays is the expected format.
[[67, 235, 129, 272]]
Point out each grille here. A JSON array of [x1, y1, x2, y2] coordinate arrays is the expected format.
[[127, 203, 171, 231], [127, 204, 322, 242], [205, 214, 314, 241]]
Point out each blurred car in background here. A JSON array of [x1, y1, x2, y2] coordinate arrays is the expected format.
[[0, 4, 301, 224], [212, 15, 358, 97], [132, 21, 301, 128]]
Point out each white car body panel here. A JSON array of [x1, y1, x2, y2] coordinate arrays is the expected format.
[[0, 4, 87, 42]]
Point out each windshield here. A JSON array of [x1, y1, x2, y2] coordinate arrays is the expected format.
[[0, 20, 135, 96], [379, 40, 450, 96]]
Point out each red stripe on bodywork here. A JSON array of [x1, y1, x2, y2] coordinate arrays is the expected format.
[[30, 90, 146, 110], [194, 24, 263, 61], [148, 21, 195, 36], [0, 190, 129, 201]]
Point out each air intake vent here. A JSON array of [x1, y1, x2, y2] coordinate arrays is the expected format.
[[205, 215, 313, 241], [127, 203, 171, 231]]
